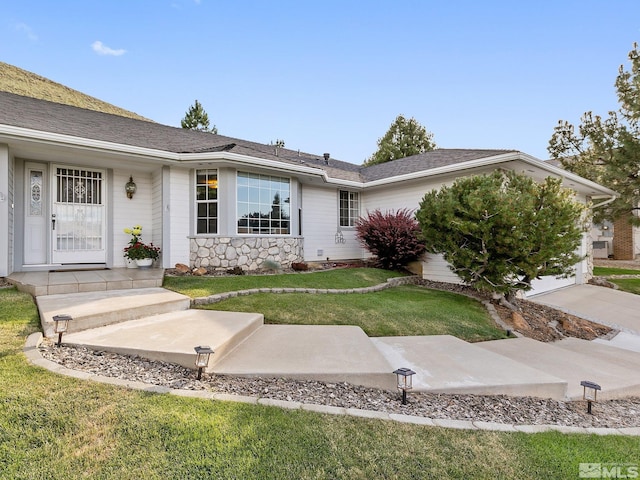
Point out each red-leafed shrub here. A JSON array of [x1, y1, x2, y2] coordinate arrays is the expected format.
[[355, 208, 426, 270]]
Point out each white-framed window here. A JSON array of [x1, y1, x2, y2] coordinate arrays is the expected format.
[[237, 172, 290, 235], [339, 190, 359, 227], [196, 169, 218, 234]]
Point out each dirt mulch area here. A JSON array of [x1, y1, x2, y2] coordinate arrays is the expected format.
[[419, 279, 614, 343], [494, 300, 612, 342]]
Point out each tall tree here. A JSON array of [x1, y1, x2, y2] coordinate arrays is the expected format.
[[548, 43, 640, 226], [416, 171, 585, 305], [181, 99, 218, 133], [364, 114, 436, 166]]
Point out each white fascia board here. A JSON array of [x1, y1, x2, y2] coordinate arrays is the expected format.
[[0, 125, 179, 161], [0, 125, 332, 178], [517, 153, 618, 197]]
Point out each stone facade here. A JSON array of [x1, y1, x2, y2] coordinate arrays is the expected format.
[[190, 236, 303, 271]]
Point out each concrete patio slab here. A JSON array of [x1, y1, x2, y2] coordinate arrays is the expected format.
[[372, 335, 568, 399], [8, 268, 164, 296]]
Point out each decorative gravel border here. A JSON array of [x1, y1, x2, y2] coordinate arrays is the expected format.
[[23, 332, 640, 436]]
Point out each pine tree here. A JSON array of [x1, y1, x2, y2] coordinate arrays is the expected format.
[[181, 99, 218, 134], [416, 171, 585, 303], [364, 114, 436, 166], [548, 43, 640, 225]]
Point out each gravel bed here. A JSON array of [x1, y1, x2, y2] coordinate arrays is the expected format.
[[39, 340, 640, 429]]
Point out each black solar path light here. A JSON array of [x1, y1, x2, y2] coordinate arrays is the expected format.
[[393, 367, 416, 405], [194, 345, 214, 380], [580, 380, 601, 414], [52, 314, 73, 347]]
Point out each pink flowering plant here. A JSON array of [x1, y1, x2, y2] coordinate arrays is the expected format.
[[123, 225, 161, 260]]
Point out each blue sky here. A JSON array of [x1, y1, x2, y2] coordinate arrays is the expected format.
[[2, 1, 639, 164]]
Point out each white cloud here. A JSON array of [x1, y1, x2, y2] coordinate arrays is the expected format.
[[91, 41, 126, 56], [15, 22, 38, 41]]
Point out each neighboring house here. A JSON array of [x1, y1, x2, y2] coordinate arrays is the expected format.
[[0, 91, 616, 296], [546, 158, 638, 260]]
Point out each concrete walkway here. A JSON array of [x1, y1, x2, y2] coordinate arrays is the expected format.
[[29, 280, 640, 401]]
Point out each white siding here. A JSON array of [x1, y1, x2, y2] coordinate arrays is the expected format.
[[151, 169, 163, 264], [0, 145, 10, 276], [302, 184, 364, 262], [168, 167, 191, 266], [421, 253, 464, 285], [112, 170, 154, 267]]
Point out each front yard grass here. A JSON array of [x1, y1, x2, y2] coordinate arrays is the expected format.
[[593, 266, 640, 276], [204, 286, 504, 341], [1, 287, 638, 479], [593, 266, 640, 294]]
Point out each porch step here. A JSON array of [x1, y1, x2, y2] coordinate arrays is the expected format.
[[372, 335, 568, 399], [8, 268, 164, 296], [62, 309, 264, 370], [37, 288, 190, 338], [477, 337, 640, 400]]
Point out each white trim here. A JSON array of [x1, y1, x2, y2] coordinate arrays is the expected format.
[[0, 125, 617, 198]]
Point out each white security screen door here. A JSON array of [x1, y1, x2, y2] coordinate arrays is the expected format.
[[52, 167, 106, 264]]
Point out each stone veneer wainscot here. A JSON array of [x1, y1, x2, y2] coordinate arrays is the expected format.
[[190, 236, 304, 271]]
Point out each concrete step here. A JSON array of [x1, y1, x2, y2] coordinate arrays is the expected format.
[[37, 288, 190, 338], [372, 335, 568, 400], [478, 337, 640, 400], [62, 309, 264, 370], [213, 325, 397, 390]]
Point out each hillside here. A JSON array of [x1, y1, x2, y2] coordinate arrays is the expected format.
[[0, 62, 151, 121]]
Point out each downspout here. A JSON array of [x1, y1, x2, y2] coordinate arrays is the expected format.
[[591, 195, 617, 210]]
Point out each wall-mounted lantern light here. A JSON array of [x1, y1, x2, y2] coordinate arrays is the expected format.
[[52, 314, 73, 346], [125, 176, 137, 199], [580, 380, 601, 414], [194, 345, 214, 380], [393, 367, 416, 405]]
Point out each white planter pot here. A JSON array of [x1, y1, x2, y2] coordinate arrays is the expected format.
[[135, 258, 153, 268], [125, 258, 138, 269]]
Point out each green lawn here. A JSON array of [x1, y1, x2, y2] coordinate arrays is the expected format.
[[205, 286, 504, 341], [593, 266, 640, 276], [0, 287, 638, 479], [163, 267, 405, 297]]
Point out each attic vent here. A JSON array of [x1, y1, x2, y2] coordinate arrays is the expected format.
[[323, 153, 330, 165]]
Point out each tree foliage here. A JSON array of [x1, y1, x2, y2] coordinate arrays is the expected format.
[[416, 171, 586, 300], [364, 114, 436, 166], [181, 99, 218, 133], [355, 208, 426, 270], [548, 43, 640, 224]]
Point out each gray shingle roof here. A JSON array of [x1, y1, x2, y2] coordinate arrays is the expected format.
[[0, 91, 517, 184], [361, 149, 518, 182]]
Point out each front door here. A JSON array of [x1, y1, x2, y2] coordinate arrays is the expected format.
[[51, 166, 106, 264]]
